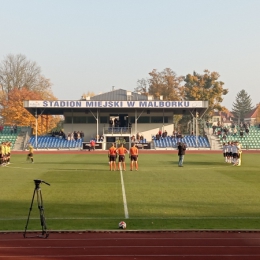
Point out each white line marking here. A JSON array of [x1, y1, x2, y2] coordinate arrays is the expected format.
[[4, 166, 34, 170], [1, 216, 260, 221], [119, 165, 129, 219], [1, 255, 260, 258]]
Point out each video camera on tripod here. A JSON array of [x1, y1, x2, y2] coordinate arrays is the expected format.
[[24, 179, 50, 239], [34, 179, 50, 187]]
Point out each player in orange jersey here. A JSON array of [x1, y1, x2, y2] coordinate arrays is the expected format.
[[116, 143, 129, 171], [129, 143, 139, 171], [108, 143, 117, 171]]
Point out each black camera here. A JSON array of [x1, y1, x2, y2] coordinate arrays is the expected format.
[[34, 179, 50, 186]]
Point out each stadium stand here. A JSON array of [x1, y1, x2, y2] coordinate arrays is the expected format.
[[218, 126, 260, 149], [0, 126, 20, 149], [153, 135, 210, 149], [28, 136, 83, 149]]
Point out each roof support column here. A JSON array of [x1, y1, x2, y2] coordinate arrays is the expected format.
[[162, 109, 165, 132], [135, 109, 137, 137], [35, 109, 38, 149], [71, 109, 74, 131], [96, 109, 99, 140]]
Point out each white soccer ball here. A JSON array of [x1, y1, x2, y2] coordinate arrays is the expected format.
[[118, 221, 126, 229]]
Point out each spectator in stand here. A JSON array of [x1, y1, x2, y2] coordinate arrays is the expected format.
[[131, 135, 136, 142], [158, 129, 162, 137], [156, 133, 160, 140], [0, 125, 3, 134], [245, 127, 249, 134], [109, 118, 114, 127], [13, 124, 17, 134], [77, 131, 80, 140], [10, 125, 14, 134], [136, 132, 140, 142], [80, 131, 84, 141], [177, 132, 182, 139], [58, 130, 64, 139], [162, 130, 167, 138], [212, 125, 217, 135], [114, 118, 119, 127], [240, 129, 244, 137], [233, 128, 237, 136], [140, 134, 144, 142], [100, 135, 104, 142], [73, 131, 78, 140], [89, 139, 96, 151]]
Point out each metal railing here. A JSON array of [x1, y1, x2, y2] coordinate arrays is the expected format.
[[103, 127, 132, 135]]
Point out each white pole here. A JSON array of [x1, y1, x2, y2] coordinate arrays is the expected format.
[[35, 110, 38, 148], [135, 109, 137, 137], [97, 109, 99, 140]]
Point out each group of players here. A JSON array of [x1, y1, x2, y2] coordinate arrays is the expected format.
[[222, 141, 242, 166], [108, 143, 139, 171], [0, 141, 12, 166]]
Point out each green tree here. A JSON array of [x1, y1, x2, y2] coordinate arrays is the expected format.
[[135, 68, 184, 100], [184, 70, 228, 115], [232, 89, 254, 121]]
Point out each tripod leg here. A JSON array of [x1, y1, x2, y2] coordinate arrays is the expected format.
[[36, 188, 49, 238], [24, 188, 36, 238]]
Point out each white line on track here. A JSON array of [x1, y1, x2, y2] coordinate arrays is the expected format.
[[119, 165, 129, 219]]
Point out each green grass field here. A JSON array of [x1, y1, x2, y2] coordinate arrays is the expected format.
[[1, 152, 260, 231]]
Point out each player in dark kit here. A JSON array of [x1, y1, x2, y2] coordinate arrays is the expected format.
[[177, 142, 186, 167]]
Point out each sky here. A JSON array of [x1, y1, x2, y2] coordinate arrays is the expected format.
[[0, 0, 260, 110]]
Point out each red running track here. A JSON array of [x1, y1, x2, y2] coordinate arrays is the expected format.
[[1, 231, 260, 260]]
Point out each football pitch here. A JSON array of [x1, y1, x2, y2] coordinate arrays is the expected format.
[[1, 151, 260, 231]]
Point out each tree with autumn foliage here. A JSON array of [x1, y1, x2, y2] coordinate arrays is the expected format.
[[0, 54, 60, 134], [184, 70, 228, 115], [135, 68, 184, 100], [0, 87, 60, 135]]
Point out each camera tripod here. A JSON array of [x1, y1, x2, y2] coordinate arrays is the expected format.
[[24, 179, 50, 238]]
